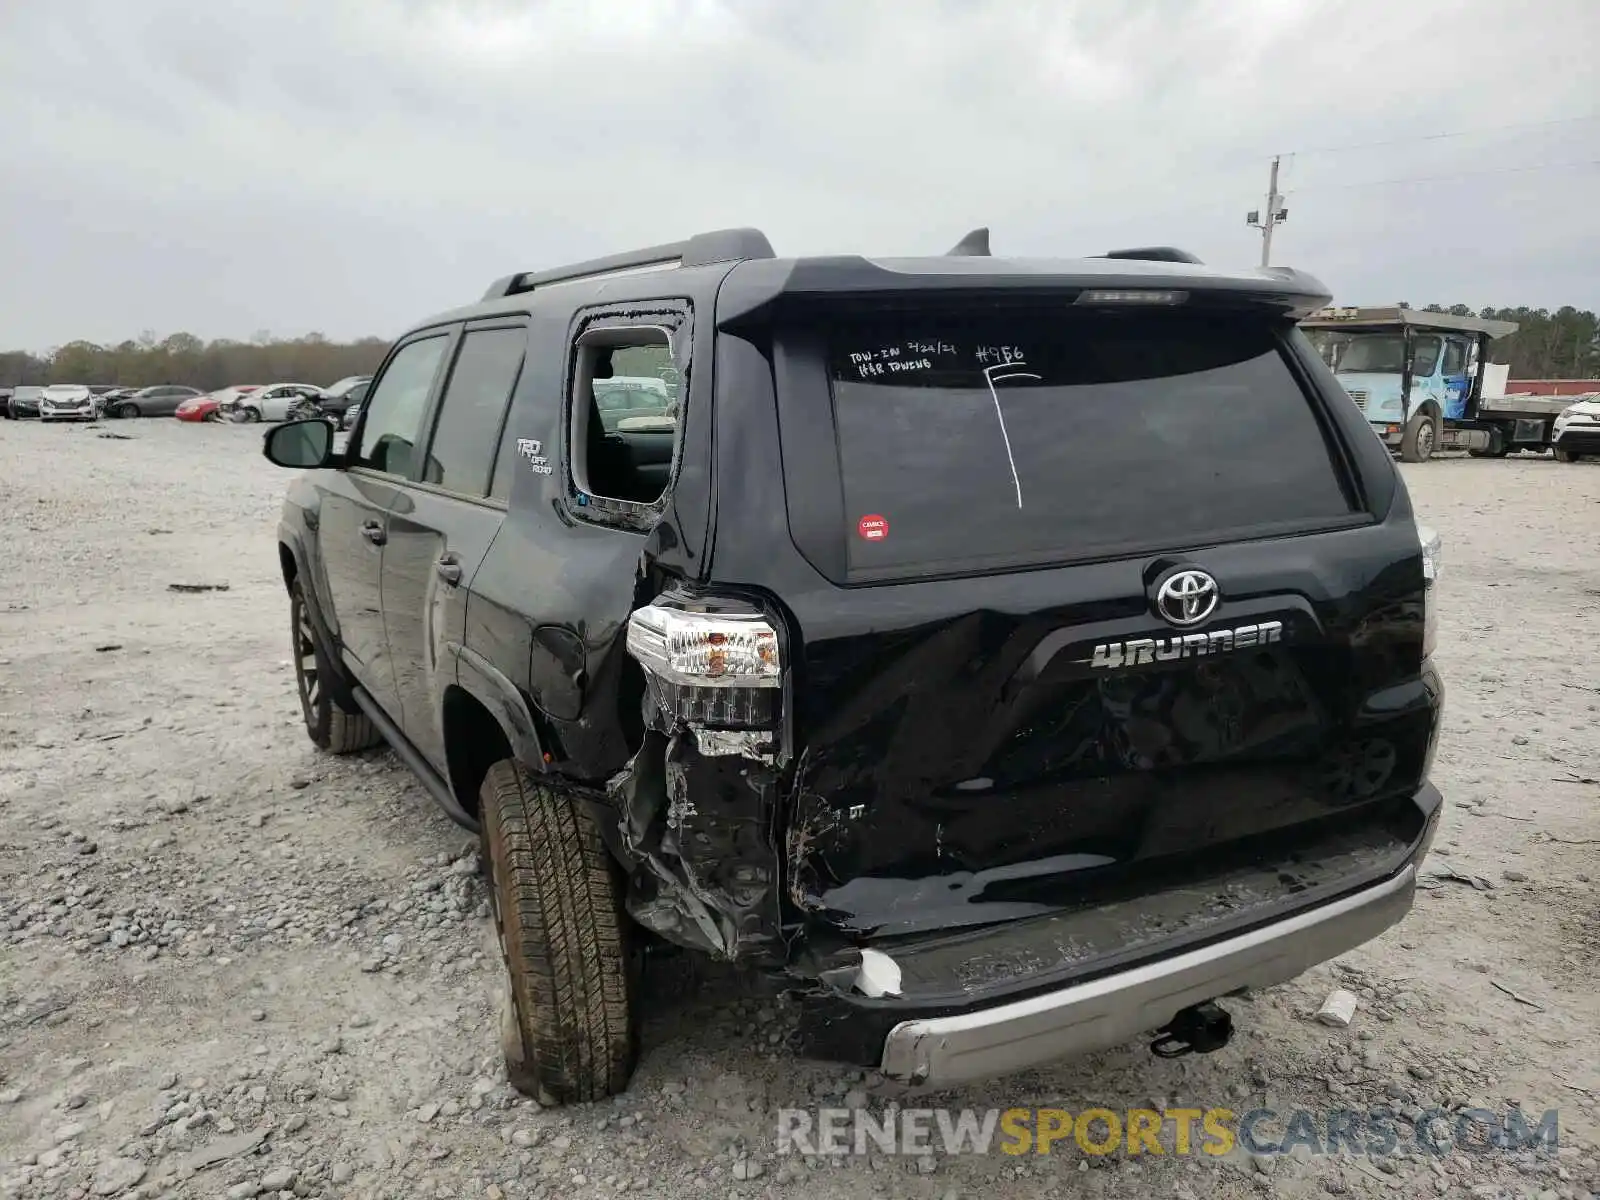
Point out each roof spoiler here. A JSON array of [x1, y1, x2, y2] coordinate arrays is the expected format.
[[942, 233, 1204, 264], [482, 227, 776, 301]]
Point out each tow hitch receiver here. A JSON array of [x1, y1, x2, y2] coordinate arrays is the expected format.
[[1150, 1000, 1234, 1058]]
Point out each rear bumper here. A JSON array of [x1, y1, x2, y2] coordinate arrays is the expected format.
[[793, 780, 1441, 1087], [879, 863, 1414, 1087]]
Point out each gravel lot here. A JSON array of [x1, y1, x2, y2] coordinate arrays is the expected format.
[[2, 418, 1598, 1200]]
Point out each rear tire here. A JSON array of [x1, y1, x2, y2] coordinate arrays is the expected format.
[[1399, 411, 1437, 463], [479, 759, 636, 1104], [290, 580, 379, 754], [1554, 447, 1581, 463]]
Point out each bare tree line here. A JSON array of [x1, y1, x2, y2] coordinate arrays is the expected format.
[[4, 307, 1596, 391], [0, 332, 389, 390]]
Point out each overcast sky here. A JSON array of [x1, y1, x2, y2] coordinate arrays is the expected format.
[[2, 0, 1596, 351]]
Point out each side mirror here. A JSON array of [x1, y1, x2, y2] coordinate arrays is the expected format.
[[263, 418, 334, 468]]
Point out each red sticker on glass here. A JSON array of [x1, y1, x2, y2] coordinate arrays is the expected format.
[[857, 514, 889, 541]]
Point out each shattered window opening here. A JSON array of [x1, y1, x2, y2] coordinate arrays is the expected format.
[[570, 325, 681, 510]]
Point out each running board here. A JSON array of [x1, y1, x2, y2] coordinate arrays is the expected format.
[[349, 686, 479, 833]]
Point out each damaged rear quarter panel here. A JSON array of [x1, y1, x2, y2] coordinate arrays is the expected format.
[[465, 277, 796, 964], [606, 726, 786, 963]]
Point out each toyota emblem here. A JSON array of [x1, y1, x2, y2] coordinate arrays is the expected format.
[[1155, 569, 1220, 627]]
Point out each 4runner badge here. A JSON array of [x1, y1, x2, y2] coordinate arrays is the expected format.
[[1085, 620, 1284, 671]]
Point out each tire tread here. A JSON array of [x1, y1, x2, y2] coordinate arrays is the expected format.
[[325, 708, 379, 754], [1399, 411, 1435, 463], [482, 760, 634, 1103]]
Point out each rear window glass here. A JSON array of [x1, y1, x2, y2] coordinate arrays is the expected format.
[[826, 309, 1353, 577]]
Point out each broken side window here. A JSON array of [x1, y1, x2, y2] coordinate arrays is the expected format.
[[569, 324, 682, 512]]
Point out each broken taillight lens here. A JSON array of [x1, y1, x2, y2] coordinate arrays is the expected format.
[[625, 602, 782, 729]]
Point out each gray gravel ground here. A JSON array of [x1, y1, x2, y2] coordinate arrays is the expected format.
[[1, 417, 1598, 1200]]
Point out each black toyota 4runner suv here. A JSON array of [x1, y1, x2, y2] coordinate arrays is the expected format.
[[264, 227, 1444, 1103]]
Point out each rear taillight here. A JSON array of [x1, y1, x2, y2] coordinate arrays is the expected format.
[[625, 600, 781, 730], [1418, 523, 1441, 659]]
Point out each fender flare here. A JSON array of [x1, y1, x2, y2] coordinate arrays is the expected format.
[[450, 643, 548, 774]]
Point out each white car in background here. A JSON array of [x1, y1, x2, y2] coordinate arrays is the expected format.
[[1551, 395, 1600, 463], [39, 384, 96, 422], [217, 382, 324, 423]]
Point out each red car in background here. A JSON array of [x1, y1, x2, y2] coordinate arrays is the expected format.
[[177, 386, 260, 423]]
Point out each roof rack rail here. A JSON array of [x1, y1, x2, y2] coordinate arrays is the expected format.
[[1098, 247, 1204, 265], [945, 227, 991, 256], [481, 227, 776, 301]]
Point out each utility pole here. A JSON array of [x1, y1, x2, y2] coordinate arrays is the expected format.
[[1246, 156, 1289, 266]]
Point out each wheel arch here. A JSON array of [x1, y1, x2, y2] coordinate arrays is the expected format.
[[278, 540, 298, 591], [443, 648, 551, 820], [441, 686, 513, 822]]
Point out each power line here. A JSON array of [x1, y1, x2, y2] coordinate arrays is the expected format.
[[1278, 112, 1600, 158], [1287, 158, 1600, 192]]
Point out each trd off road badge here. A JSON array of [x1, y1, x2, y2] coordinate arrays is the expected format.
[[517, 438, 552, 475]]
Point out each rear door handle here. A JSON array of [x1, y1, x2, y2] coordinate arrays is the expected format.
[[435, 556, 462, 585], [361, 521, 386, 546]]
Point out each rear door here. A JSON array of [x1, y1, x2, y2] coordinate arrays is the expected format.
[[748, 301, 1430, 939], [381, 320, 526, 772], [315, 330, 455, 723]]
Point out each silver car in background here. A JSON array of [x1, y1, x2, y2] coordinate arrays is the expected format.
[[39, 384, 96, 422]]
